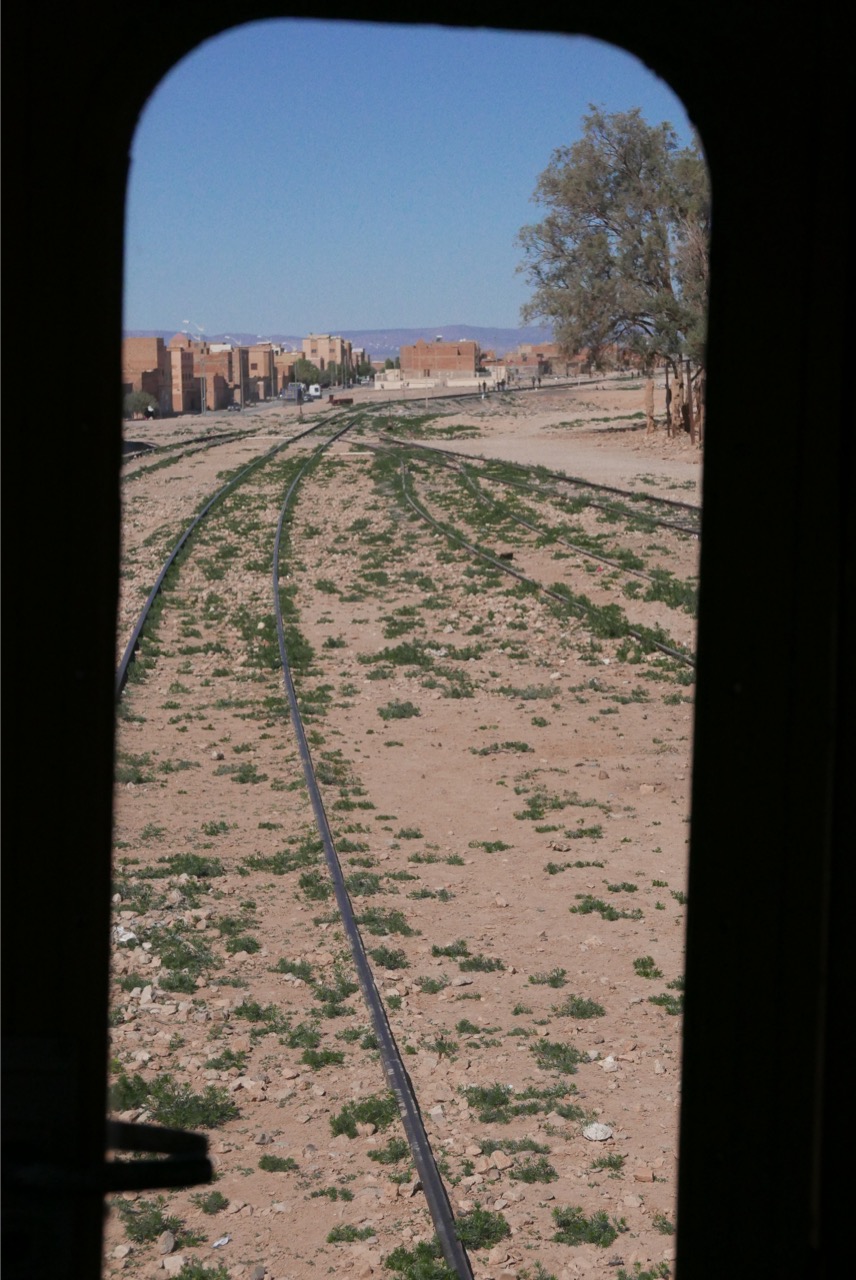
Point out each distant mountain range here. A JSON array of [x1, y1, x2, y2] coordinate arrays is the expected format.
[[124, 324, 553, 360]]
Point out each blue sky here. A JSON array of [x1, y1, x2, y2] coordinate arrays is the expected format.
[[124, 19, 695, 336]]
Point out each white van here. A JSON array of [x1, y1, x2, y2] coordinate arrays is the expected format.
[[307, 384, 322, 400]]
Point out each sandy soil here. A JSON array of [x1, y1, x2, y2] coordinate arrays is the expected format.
[[106, 380, 699, 1280]]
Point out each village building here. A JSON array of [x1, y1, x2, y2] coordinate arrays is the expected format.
[[302, 333, 354, 378], [399, 337, 479, 383], [121, 337, 174, 415]]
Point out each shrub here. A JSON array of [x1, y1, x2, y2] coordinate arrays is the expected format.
[[330, 1093, 399, 1138], [552, 1206, 626, 1246]]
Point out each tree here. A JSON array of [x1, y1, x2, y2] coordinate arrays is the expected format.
[[517, 106, 710, 387], [292, 358, 321, 386], [123, 390, 158, 419]]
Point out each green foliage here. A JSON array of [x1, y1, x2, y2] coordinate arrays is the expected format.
[[313, 971, 358, 1017], [649, 992, 684, 1015], [149, 1077, 238, 1129], [273, 957, 313, 981], [530, 1040, 584, 1074], [357, 908, 417, 936], [384, 1238, 455, 1279], [591, 1153, 625, 1172], [432, 940, 470, 959], [114, 1196, 185, 1244], [328, 1224, 376, 1242], [204, 1047, 247, 1072], [463, 1082, 583, 1124], [546, 857, 604, 873], [634, 956, 664, 979], [510, 1156, 559, 1183], [551, 1205, 627, 1247], [480, 1137, 550, 1156], [368, 1136, 410, 1165], [458, 953, 504, 973], [653, 1212, 675, 1235], [330, 1093, 399, 1138], [518, 105, 709, 371], [456, 1207, 511, 1250], [257, 1154, 297, 1173], [310, 1186, 354, 1201], [456, 1018, 481, 1034], [299, 869, 332, 901], [109, 1072, 237, 1129], [166, 1265, 230, 1280], [345, 870, 383, 895], [378, 700, 421, 721], [570, 895, 643, 921], [369, 946, 410, 969], [292, 357, 322, 385], [302, 1047, 345, 1069], [553, 994, 606, 1019], [529, 968, 567, 988], [416, 976, 448, 994], [115, 751, 153, 784], [191, 1190, 229, 1215], [123, 389, 159, 418]]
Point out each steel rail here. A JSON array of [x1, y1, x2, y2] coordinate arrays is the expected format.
[[384, 441, 667, 586], [388, 452, 695, 668], [382, 434, 701, 522], [115, 416, 338, 698], [454, 466, 663, 584], [272, 426, 476, 1280], [121, 428, 246, 464]]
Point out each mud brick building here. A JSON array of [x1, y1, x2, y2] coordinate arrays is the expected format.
[[302, 332, 354, 374], [399, 336, 479, 380]]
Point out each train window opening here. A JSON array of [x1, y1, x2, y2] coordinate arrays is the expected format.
[[114, 19, 708, 1277]]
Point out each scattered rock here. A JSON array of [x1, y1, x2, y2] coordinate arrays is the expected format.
[[582, 1123, 614, 1142], [157, 1230, 175, 1255]]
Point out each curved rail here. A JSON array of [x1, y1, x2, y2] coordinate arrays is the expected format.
[[398, 445, 665, 585], [390, 453, 695, 668], [272, 426, 475, 1280], [384, 435, 701, 526], [115, 417, 338, 698]]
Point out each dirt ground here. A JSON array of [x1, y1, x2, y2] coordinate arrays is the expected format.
[[107, 380, 700, 1280]]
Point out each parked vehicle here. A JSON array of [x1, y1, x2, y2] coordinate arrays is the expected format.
[[307, 384, 322, 400]]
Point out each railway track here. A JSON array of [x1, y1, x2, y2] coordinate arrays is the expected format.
[[108, 404, 694, 1278], [383, 437, 702, 538]]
